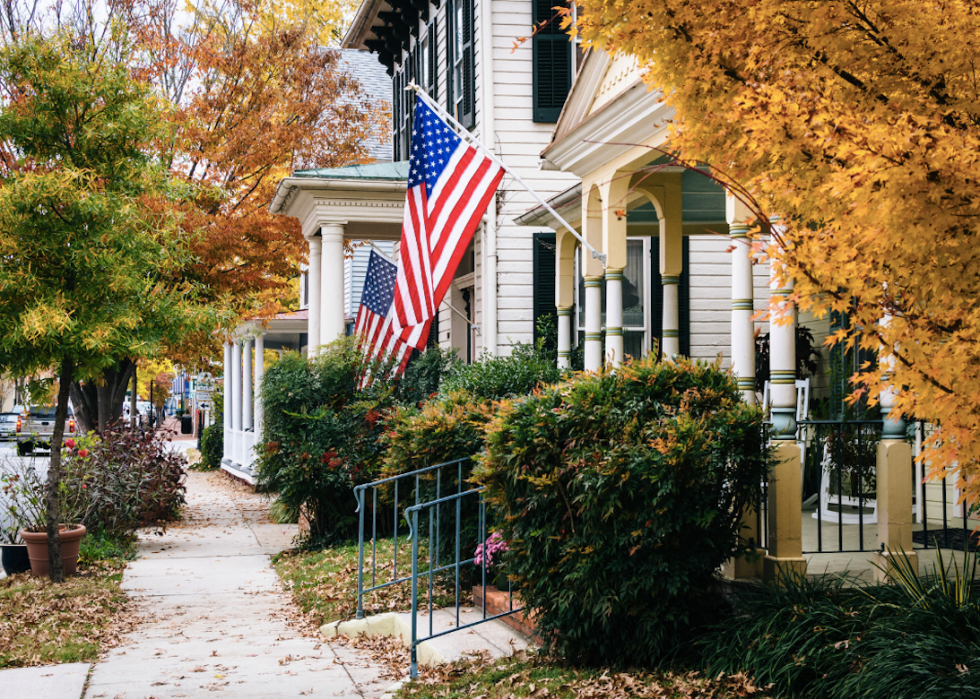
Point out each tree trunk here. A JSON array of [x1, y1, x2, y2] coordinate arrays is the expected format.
[[69, 359, 135, 433], [46, 356, 75, 583]]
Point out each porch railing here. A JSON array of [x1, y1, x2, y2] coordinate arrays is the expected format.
[[800, 419, 883, 553], [353, 457, 472, 620], [404, 488, 523, 678]]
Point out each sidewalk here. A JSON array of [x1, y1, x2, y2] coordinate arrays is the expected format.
[[83, 470, 392, 698]]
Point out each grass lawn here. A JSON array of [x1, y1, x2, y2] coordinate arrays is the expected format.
[[0, 532, 137, 668], [274, 536, 460, 628], [393, 651, 773, 698]]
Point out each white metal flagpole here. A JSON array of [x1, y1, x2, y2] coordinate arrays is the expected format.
[[406, 82, 607, 267]]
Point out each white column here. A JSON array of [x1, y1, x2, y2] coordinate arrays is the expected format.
[[728, 196, 756, 404], [769, 219, 797, 440], [231, 340, 242, 433], [604, 270, 623, 367], [222, 341, 231, 463], [763, 216, 807, 581], [307, 236, 322, 355], [254, 334, 265, 436], [242, 338, 253, 431], [557, 307, 572, 369], [320, 223, 346, 347], [662, 276, 680, 358], [584, 274, 603, 372]]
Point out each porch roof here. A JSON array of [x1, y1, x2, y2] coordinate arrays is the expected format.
[[293, 161, 409, 181]]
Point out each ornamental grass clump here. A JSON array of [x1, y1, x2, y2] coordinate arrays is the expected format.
[[476, 354, 772, 666], [699, 548, 980, 699]]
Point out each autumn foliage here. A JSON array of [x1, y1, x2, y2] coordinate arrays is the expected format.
[[574, 1, 980, 503]]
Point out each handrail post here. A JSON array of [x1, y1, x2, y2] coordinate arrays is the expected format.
[[410, 508, 420, 679], [356, 487, 365, 619]]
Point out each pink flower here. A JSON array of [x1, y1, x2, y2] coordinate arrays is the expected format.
[[78, 448, 88, 458], [474, 532, 509, 569], [64, 438, 76, 449]]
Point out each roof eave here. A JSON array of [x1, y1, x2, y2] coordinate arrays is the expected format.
[[269, 176, 407, 216]]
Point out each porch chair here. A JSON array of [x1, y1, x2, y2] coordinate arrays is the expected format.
[[812, 430, 878, 525]]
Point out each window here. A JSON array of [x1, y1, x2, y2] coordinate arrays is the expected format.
[[532, 0, 572, 122], [392, 42, 422, 161], [448, 0, 475, 128]]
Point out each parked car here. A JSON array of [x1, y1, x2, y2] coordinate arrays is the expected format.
[[0, 412, 20, 442], [16, 406, 76, 456]]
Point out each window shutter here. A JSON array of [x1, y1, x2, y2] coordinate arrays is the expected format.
[[533, 233, 557, 350], [460, 0, 475, 128], [650, 237, 690, 358], [532, 0, 571, 123], [427, 19, 438, 99]]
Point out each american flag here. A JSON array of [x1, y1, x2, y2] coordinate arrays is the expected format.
[[390, 98, 504, 345], [354, 250, 423, 372]]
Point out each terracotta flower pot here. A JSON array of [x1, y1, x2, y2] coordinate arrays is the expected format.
[[1, 544, 31, 576], [19, 525, 87, 577]]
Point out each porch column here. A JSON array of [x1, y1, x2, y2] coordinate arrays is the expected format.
[[254, 333, 265, 437], [555, 228, 577, 371], [600, 176, 628, 368], [723, 194, 764, 579], [763, 217, 806, 582], [605, 270, 624, 366], [231, 338, 242, 466], [242, 338, 253, 432], [320, 223, 346, 346], [659, 177, 683, 358], [222, 341, 231, 464], [584, 274, 603, 371], [583, 187, 604, 372], [874, 316, 917, 580], [307, 235, 322, 354], [728, 195, 757, 403], [557, 307, 572, 369]]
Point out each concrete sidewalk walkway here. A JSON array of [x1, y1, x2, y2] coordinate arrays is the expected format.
[[84, 471, 390, 698]]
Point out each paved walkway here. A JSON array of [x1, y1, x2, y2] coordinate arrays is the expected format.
[[84, 470, 391, 699]]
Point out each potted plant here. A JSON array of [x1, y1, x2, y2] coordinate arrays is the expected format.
[[1, 461, 43, 575], [1, 459, 86, 576]]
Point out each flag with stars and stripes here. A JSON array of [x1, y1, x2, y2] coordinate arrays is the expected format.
[[391, 98, 504, 347], [354, 249, 428, 373], [354, 250, 428, 372]]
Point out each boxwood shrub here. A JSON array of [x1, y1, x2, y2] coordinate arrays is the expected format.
[[476, 355, 772, 666], [255, 340, 397, 546], [438, 343, 561, 400]]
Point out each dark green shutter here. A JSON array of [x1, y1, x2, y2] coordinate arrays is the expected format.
[[650, 237, 690, 358], [460, 0, 475, 128], [427, 19, 438, 100], [533, 233, 557, 349], [532, 0, 571, 123]]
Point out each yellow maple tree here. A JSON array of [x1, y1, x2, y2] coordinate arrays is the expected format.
[[574, 1, 980, 502]]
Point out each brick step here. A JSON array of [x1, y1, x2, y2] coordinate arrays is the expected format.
[[472, 585, 542, 645]]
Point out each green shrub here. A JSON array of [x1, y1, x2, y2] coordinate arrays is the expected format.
[[476, 354, 771, 666], [255, 340, 398, 547], [438, 343, 561, 400], [195, 392, 223, 471], [700, 550, 980, 699], [396, 346, 459, 406]]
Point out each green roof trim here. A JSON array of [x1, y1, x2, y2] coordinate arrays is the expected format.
[[292, 161, 409, 181]]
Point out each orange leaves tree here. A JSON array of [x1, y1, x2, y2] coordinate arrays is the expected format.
[[574, 1, 980, 503], [137, 0, 379, 362]]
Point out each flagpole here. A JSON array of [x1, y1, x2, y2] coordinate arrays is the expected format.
[[407, 82, 608, 267]]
